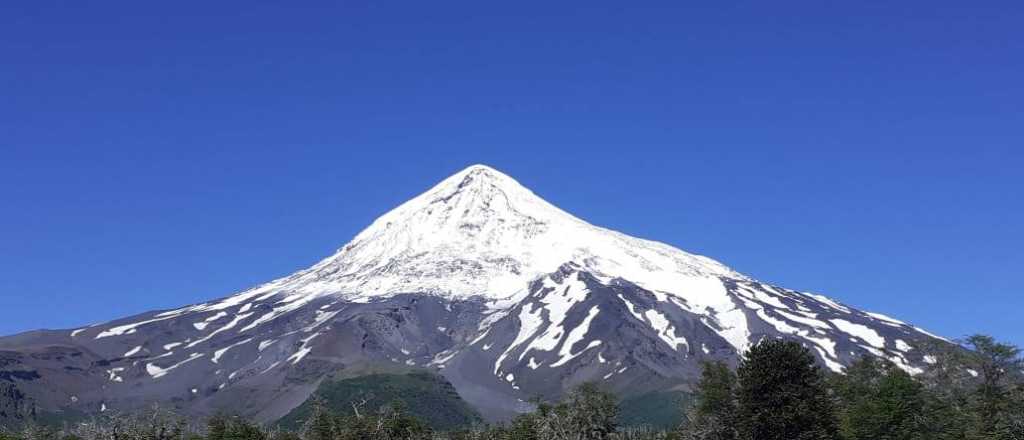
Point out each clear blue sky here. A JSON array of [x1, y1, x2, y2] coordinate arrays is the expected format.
[[2, 1, 1021, 347]]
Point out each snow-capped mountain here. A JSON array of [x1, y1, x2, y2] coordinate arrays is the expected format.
[[0, 164, 947, 423]]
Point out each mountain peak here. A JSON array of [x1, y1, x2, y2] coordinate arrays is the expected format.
[[436, 164, 521, 193], [259, 165, 745, 303], [419, 164, 557, 219]]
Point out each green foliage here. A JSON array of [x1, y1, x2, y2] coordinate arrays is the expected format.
[[832, 356, 929, 440], [298, 397, 335, 440], [963, 334, 1024, 439], [8, 333, 1023, 440], [543, 383, 619, 439], [735, 339, 837, 440], [279, 371, 481, 431], [678, 361, 737, 440], [499, 383, 620, 440], [617, 391, 692, 430], [206, 413, 268, 440]]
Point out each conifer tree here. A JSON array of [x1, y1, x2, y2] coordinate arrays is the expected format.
[[735, 339, 837, 440], [679, 361, 736, 440]]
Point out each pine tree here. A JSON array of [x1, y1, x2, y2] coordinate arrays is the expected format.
[[679, 361, 736, 440], [735, 339, 837, 440]]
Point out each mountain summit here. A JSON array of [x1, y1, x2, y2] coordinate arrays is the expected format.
[[228, 164, 741, 302], [0, 164, 947, 423]]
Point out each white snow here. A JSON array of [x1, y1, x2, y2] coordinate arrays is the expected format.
[[80, 164, 942, 387], [198, 165, 743, 311], [913, 326, 952, 343], [888, 353, 924, 375], [186, 313, 253, 348], [146, 353, 205, 379], [865, 311, 907, 326], [894, 339, 913, 352], [194, 312, 228, 330], [523, 274, 591, 356], [813, 347, 845, 373], [96, 312, 185, 339], [288, 347, 312, 365], [754, 307, 802, 335], [738, 285, 788, 309], [107, 367, 125, 382], [429, 350, 458, 366], [550, 306, 602, 367], [212, 338, 253, 363], [811, 294, 851, 313], [774, 309, 829, 330], [644, 309, 688, 351], [803, 333, 838, 359], [674, 278, 751, 353], [830, 319, 886, 348], [618, 294, 646, 322], [259, 361, 282, 375], [123, 346, 144, 357], [495, 303, 544, 374]]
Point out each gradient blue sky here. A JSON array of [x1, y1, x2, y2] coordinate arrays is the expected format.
[[2, 1, 1022, 346]]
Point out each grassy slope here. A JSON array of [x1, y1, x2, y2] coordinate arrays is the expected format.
[[617, 391, 693, 430], [277, 371, 482, 431]]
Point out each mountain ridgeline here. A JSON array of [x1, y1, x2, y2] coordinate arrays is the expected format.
[[0, 164, 949, 425]]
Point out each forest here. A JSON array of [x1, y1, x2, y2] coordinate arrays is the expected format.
[[2, 334, 1021, 440]]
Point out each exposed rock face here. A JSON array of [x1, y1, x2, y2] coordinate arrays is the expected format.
[[0, 165, 946, 422]]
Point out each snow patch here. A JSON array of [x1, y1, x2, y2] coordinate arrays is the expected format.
[[550, 306, 602, 367], [212, 338, 253, 364], [830, 319, 885, 348], [146, 353, 204, 379]]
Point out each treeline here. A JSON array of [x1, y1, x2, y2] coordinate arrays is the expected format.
[[681, 335, 1024, 440], [2, 334, 1021, 440]]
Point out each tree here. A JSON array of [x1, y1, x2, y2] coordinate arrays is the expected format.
[[735, 339, 836, 440], [563, 383, 619, 440], [299, 397, 335, 440], [963, 334, 1023, 439], [919, 334, 1023, 440], [679, 361, 736, 440], [207, 413, 228, 440], [528, 383, 618, 440], [832, 356, 929, 440]]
